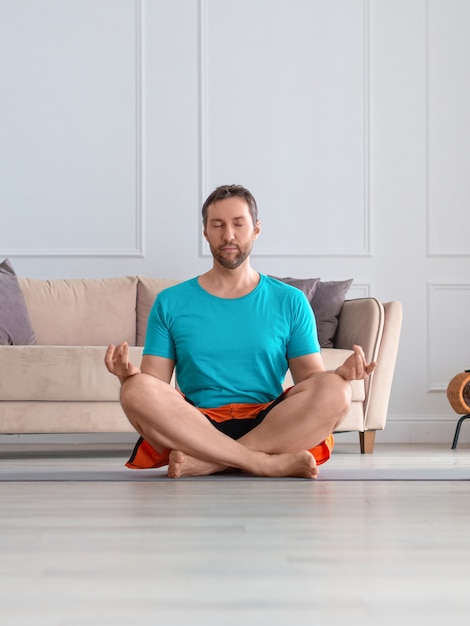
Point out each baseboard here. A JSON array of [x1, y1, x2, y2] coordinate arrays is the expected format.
[[0, 433, 137, 445], [1, 416, 468, 446], [334, 415, 470, 446]]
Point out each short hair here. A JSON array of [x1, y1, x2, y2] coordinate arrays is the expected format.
[[201, 184, 259, 228]]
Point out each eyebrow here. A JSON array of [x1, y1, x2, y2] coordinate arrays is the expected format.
[[209, 216, 247, 223]]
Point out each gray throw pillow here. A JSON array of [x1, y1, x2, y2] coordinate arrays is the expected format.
[[270, 276, 320, 302], [271, 275, 353, 349], [0, 258, 37, 345], [310, 279, 353, 348]]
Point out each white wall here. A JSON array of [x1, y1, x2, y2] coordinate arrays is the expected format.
[[1, 0, 470, 444]]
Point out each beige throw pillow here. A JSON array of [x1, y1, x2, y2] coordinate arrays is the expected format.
[[18, 276, 138, 346], [136, 277, 179, 346]]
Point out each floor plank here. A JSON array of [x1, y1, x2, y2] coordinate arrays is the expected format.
[[1, 443, 470, 625]]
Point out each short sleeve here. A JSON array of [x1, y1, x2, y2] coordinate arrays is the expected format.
[[143, 296, 176, 359], [286, 291, 320, 358]]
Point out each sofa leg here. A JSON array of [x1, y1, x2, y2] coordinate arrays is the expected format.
[[359, 431, 376, 454]]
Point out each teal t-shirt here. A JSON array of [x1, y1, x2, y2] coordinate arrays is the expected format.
[[143, 274, 320, 407]]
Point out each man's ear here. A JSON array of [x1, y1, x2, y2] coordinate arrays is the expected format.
[[253, 220, 261, 239]]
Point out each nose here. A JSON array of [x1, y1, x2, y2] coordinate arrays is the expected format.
[[222, 225, 235, 242]]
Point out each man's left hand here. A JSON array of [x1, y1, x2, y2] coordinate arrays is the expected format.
[[335, 344, 376, 382]]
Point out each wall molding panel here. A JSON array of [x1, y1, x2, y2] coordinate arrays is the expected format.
[[425, 0, 470, 257], [3, 1, 470, 444], [199, 0, 370, 258], [427, 282, 470, 391], [348, 282, 370, 299], [1, 0, 144, 258]]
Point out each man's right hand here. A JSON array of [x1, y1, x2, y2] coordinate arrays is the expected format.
[[104, 342, 141, 384]]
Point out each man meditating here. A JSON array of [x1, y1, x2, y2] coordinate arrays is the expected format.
[[104, 184, 375, 479]]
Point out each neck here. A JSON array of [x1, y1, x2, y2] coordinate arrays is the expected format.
[[199, 262, 260, 298]]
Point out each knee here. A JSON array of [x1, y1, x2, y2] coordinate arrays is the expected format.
[[330, 373, 352, 414], [313, 374, 352, 433], [306, 372, 352, 414], [120, 373, 153, 412], [330, 370, 352, 395], [120, 372, 176, 415]]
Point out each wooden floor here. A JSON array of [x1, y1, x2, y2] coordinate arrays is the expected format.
[[1, 441, 470, 625]]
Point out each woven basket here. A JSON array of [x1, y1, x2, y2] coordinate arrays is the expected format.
[[447, 371, 470, 414]]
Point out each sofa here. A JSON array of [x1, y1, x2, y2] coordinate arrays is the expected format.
[[0, 268, 403, 454]]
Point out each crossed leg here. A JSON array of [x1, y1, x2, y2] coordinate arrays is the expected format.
[[120, 372, 351, 479], [168, 372, 351, 477]]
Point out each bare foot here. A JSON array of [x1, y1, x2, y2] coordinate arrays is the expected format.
[[167, 450, 228, 478], [260, 450, 318, 479], [167, 449, 318, 479]]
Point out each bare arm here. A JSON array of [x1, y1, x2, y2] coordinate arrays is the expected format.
[[288, 344, 376, 385], [104, 342, 175, 385], [288, 352, 326, 384], [140, 354, 175, 383]]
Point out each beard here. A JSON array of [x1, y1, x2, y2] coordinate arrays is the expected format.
[[209, 240, 254, 269]]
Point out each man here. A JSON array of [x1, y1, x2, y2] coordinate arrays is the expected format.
[[105, 184, 375, 479]]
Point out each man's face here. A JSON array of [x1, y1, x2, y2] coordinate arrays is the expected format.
[[204, 196, 260, 270]]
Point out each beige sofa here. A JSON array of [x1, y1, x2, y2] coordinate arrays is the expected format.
[[0, 275, 402, 453]]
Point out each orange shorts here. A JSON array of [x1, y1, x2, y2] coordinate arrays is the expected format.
[[125, 389, 334, 470]]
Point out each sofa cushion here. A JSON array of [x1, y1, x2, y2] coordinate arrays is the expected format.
[[0, 345, 143, 400], [0, 258, 36, 346], [18, 276, 138, 346], [136, 277, 179, 346], [0, 401, 136, 434]]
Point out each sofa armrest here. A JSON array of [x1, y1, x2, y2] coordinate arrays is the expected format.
[[363, 301, 403, 430], [334, 298, 402, 432], [334, 298, 385, 365], [333, 298, 402, 436], [334, 298, 385, 413]]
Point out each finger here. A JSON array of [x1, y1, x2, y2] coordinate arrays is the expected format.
[[120, 341, 129, 363], [118, 342, 131, 371], [354, 345, 370, 379], [355, 354, 365, 379], [353, 344, 366, 360], [351, 347, 363, 378], [115, 341, 127, 355], [104, 344, 116, 371]]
